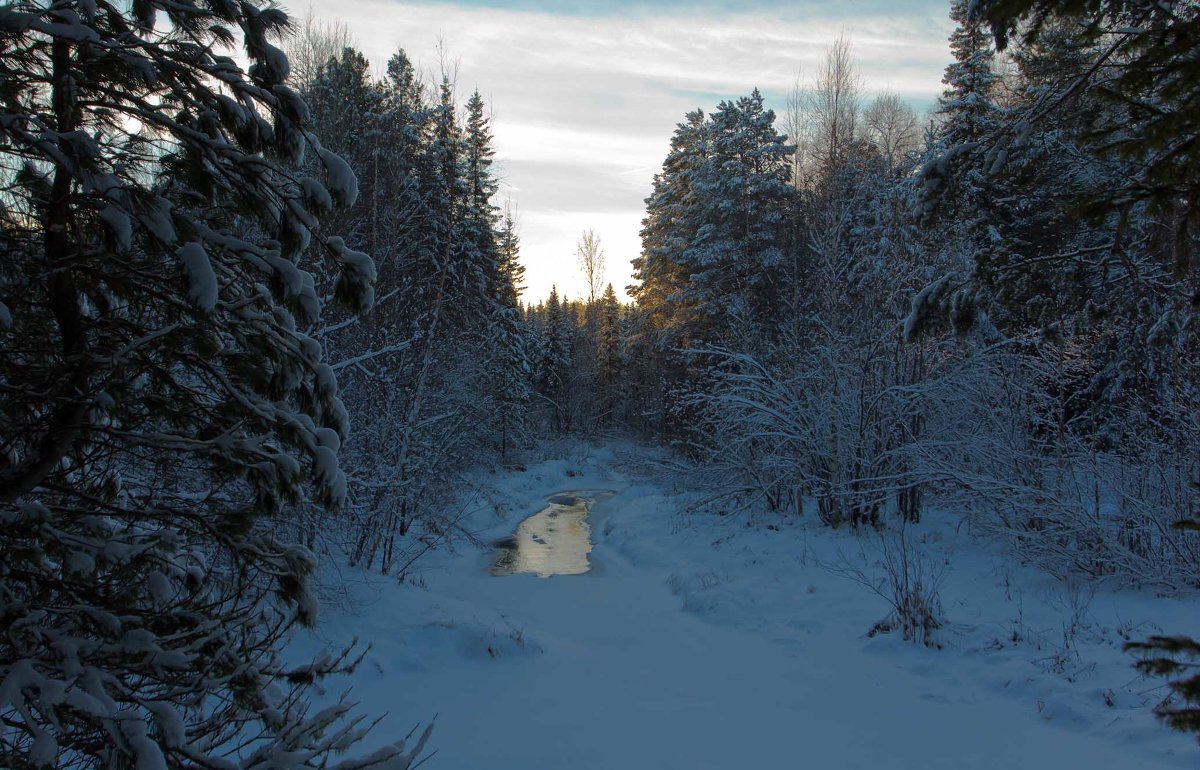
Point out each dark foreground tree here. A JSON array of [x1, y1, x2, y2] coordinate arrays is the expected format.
[[0, 0, 428, 766], [955, 1, 1200, 743], [965, 0, 1200, 272], [1128, 634, 1200, 741]]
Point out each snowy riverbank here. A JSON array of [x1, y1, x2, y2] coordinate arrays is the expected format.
[[290, 439, 1199, 769]]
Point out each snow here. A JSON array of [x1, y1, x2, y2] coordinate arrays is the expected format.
[[30, 728, 56, 767], [300, 176, 333, 214], [177, 242, 217, 311], [30, 17, 100, 42], [326, 236, 376, 312], [65, 550, 95, 576], [904, 274, 949, 341], [260, 42, 290, 83], [290, 440, 1198, 769], [319, 148, 358, 207], [140, 196, 176, 243], [119, 716, 166, 770], [99, 204, 132, 252], [312, 444, 346, 509], [146, 571, 172, 605], [314, 426, 341, 452], [145, 701, 185, 749]]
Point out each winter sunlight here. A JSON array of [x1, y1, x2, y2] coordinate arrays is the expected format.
[[2, 1, 1198, 769], [490, 492, 603, 577]]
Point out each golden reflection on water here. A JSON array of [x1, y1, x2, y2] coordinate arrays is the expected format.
[[491, 494, 592, 577]]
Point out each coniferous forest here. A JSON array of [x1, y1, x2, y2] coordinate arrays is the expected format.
[[1, 0, 1199, 767]]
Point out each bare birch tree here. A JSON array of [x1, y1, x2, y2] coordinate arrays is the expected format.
[[804, 33, 864, 183], [284, 15, 355, 91], [864, 91, 921, 172], [785, 69, 808, 188], [577, 228, 606, 305]]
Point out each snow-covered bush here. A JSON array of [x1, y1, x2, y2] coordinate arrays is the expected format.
[[915, 345, 1200, 590], [833, 525, 945, 647]]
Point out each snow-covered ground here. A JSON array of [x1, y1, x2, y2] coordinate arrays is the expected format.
[[292, 440, 1199, 768]]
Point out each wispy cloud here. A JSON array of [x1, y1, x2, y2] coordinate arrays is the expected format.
[[298, 0, 953, 300]]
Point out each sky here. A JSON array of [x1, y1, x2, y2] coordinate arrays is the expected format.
[[298, 0, 956, 303]]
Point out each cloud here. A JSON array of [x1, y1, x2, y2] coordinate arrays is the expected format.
[[295, 0, 953, 301], [492, 122, 665, 170]]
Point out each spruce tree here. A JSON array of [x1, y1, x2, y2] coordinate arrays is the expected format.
[[596, 283, 624, 428], [940, 0, 1002, 147], [1125, 508, 1200, 743], [301, 43, 445, 573], [538, 287, 573, 432], [460, 88, 503, 331], [490, 208, 531, 459], [1127, 563, 1200, 742], [910, 0, 1008, 339]]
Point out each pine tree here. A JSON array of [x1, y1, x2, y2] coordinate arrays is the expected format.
[[630, 93, 796, 437], [675, 90, 794, 348], [972, 0, 1200, 244], [0, 0, 429, 766], [633, 108, 707, 351]]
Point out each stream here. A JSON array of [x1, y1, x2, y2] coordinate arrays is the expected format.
[[490, 492, 605, 577]]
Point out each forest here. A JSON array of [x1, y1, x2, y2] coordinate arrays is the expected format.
[[1, 0, 1198, 767]]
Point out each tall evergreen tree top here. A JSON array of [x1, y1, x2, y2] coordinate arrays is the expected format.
[[465, 89, 499, 217], [387, 48, 426, 116], [939, 0, 1002, 145]]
